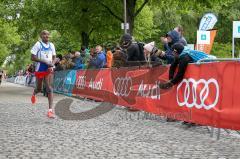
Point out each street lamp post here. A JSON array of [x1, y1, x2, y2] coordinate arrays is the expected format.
[[123, 0, 127, 34]]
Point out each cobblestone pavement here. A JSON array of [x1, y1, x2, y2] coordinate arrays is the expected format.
[[1, 81, 240, 159]]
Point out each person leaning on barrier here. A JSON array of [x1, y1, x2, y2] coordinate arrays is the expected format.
[[112, 46, 128, 68], [143, 42, 163, 67], [159, 43, 192, 89], [160, 30, 184, 64], [120, 33, 145, 66], [159, 43, 216, 89], [174, 25, 188, 46]]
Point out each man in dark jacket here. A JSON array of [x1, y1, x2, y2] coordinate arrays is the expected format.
[[160, 30, 183, 64], [160, 43, 194, 124], [159, 43, 193, 89], [174, 26, 188, 46], [120, 34, 145, 66]]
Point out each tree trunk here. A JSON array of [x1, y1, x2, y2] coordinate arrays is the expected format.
[[126, 0, 136, 35], [81, 31, 89, 48]]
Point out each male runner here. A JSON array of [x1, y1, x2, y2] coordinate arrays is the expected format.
[[30, 30, 56, 118]]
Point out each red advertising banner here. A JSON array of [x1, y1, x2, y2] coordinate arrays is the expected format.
[[72, 62, 240, 130]]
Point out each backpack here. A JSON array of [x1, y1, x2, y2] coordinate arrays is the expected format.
[[180, 47, 216, 62], [136, 42, 145, 61]]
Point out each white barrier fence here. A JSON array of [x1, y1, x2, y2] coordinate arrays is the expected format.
[[9, 75, 36, 87], [14, 76, 27, 85]]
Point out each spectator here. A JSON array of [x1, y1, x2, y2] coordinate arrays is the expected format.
[[174, 25, 188, 46], [72, 52, 84, 70], [89, 45, 106, 69], [160, 30, 181, 64], [26, 64, 35, 86], [90, 48, 96, 58], [120, 34, 145, 66], [80, 46, 90, 69], [112, 46, 128, 68], [106, 46, 113, 68], [160, 43, 216, 89], [143, 42, 163, 67], [159, 43, 217, 125], [54, 54, 63, 71], [61, 54, 75, 70]]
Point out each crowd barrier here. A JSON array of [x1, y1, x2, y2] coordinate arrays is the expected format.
[[6, 77, 16, 83], [54, 62, 240, 130], [7, 75, 36, 87], [8, 62, 240, 130], [14, 76, 27, 85]]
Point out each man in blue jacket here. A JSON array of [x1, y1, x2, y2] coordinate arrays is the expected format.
[[89, 45, 106, 69], [72, 52, 84, 70], [160, 30, 186, 64]]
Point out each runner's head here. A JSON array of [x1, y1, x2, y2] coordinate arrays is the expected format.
[[40, 30, 50, 43]]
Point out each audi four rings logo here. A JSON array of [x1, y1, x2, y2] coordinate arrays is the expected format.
[[177, 78, 219, 110], [113, 77, 132, 97]]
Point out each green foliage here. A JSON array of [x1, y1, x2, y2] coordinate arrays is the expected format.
[[134, 3, 154, 41], [211, 42, 232, 58], [0, 19, 20, 66], [50, 30, 81, 54]]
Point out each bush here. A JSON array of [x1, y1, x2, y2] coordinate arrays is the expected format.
[[211, 42, 232, 58]]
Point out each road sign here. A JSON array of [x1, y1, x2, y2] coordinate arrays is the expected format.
[[121, 23, 129, 30], [232, 21, 240, 58], [233, 21, 240, 38]]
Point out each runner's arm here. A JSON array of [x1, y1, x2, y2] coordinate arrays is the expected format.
[[52, 55, 56, 65], [51, 43, 56, 65]]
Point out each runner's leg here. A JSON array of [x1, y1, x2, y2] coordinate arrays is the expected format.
[[31, 77, 43, 104], [44, 72, 55, 118], [33, 77, 43, 95], [45, 73, 53, 109]]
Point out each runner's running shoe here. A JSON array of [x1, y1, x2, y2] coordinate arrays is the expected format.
[[31, 94, 36, 104], [47, 110, 55, 119]]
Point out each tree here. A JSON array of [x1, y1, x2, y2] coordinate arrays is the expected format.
[[97, 0, 150, 35], [0, 22, 20, 66]]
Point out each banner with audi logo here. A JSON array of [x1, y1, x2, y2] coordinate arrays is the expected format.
[[60, 62, 240, 130]]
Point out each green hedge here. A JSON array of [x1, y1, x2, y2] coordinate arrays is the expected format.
[[211, 42, 232, 58]]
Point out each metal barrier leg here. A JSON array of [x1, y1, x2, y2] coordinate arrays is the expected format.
[[224, 129, 230, 134], [210, 127, 214, 138], [217, 128, 221, 140]]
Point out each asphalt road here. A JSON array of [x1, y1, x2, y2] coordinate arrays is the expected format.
[[0, 81, 240, 159]]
